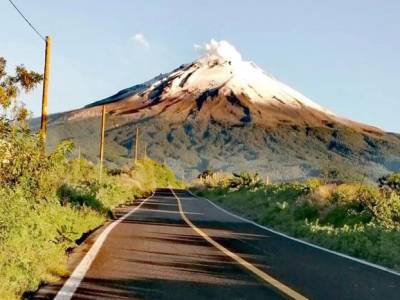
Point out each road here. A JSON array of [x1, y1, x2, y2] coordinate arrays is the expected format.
[[34, 188, 400, 300]]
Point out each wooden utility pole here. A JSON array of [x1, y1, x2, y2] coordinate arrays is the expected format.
[[40, 36, 52, 145], [144, 143, 147, 159], [134, 127, 139, 164], [99, 106, 106, 180]]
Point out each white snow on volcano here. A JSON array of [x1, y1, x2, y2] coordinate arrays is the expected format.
[[76, 39, 379, 134], [192, 39, 334, 115]]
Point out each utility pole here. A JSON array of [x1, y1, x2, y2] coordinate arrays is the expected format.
[[7, 2, 51, 148], [99, 106, 106, 180], [40, 36, 52, 147], [134, 127, 139, 164]]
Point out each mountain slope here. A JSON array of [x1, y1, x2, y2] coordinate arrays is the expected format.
[[43, 40, 400, 180]]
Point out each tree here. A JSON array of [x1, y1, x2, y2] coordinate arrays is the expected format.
[[0, 57, 43, 184], [0, 57, 43, 131]]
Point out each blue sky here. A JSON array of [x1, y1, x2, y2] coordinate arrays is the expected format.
[[1, 0, 399, 132]]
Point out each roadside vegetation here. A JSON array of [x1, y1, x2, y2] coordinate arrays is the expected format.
[[194, 170, 400, 271], [0, 57, 182, 299]]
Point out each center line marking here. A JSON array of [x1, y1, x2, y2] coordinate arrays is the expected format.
[[171, 189, 308, 300]]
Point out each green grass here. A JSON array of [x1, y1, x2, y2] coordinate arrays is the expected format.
[[195, 178, 400, 271], [0, 134, 181, 299]]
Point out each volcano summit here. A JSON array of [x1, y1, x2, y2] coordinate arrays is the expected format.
[[43, 40, 400, 180]]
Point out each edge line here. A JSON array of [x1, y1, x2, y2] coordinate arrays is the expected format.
[[54, 192, 154, 300], [187, 189, 400, 277]]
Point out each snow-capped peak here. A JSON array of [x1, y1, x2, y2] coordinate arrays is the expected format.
[[74, 39, 384, 135], [74, 39, 381, 136], [192, 40, 333, 115]]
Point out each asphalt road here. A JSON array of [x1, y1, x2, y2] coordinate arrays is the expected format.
[[34, 188, 400, 300]]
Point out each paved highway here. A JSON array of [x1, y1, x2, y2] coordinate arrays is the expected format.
[[34, 188, 400, 299]]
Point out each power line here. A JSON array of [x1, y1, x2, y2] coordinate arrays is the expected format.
[[8, 0, 46, 42]]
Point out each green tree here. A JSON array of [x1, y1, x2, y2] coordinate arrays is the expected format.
[[0, 57, 43, 185], [0, 57, 42, 131]]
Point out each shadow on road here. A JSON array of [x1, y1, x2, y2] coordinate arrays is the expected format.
[[32, 190, 285, 300]]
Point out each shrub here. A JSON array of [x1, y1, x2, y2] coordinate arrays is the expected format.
[[309, 184, 337, 207], [304, 177, 324, 190], [58, 184, 107, 214], [357, 186, 400, 227], [195, 170, 231, 189], [197, 169, 215, 180], [293, 202, 319, 221], [228, 172, 264, 190], [378, 172, 400, 194], [322, 204, 372, 227]]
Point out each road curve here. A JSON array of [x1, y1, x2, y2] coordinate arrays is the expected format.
[[34, 188, 400, 299]]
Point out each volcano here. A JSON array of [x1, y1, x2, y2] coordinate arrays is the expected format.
[[42, 40, 400, 180]]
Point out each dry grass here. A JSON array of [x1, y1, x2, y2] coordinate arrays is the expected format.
[[193, 171, 232, 189]]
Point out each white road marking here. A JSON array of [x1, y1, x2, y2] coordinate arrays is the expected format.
[[187, 190, 400, 277], [54, 193, 154, 300], [140, 208, 203, 215]]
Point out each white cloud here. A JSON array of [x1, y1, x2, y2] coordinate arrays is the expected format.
[[204, 39, 242, 63], [194, 39, 242, 64], [193, 43, 202, 52], [132, 33, 150, 48]]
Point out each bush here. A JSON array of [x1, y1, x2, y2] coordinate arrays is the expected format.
[[378, 172, 400, 194], [322, 204, 372, 227], [58, 183, 107, 214], [357, 186, 400, 227], [229, 172, 264, 190], [293, 202, 319, 221], [197, 169, 215, 180], [304, 177, 324, 190]]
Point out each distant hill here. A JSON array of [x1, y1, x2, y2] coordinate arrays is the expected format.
[[39, 40, 400, 181]]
